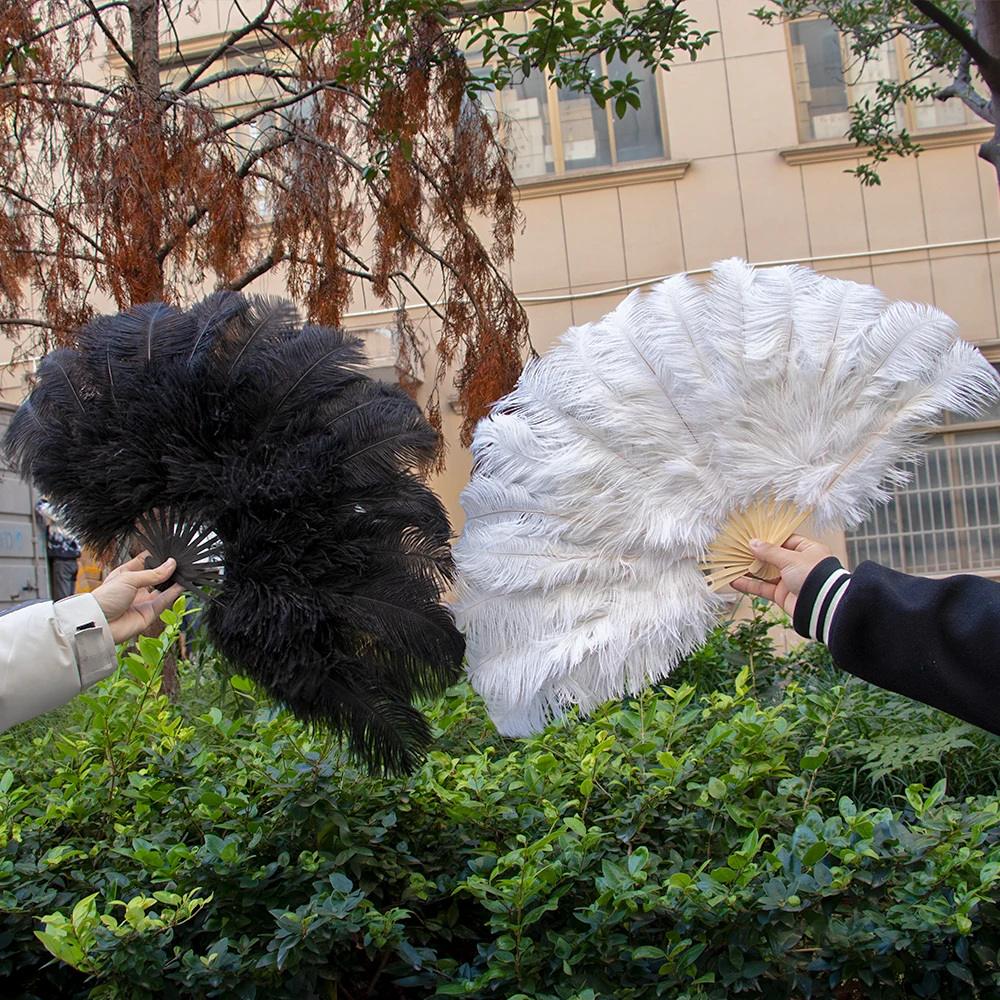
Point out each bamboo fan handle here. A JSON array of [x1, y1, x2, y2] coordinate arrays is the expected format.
[[700, 498, 812, 592]]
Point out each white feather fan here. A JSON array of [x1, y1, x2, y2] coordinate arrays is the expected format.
[[453, 258, 1000, 736]]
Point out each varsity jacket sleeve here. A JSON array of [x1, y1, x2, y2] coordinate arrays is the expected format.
[[792, 557, 1000, 735], [0, 593, 118, 734]]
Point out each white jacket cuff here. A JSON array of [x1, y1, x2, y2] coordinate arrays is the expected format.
[[54, 592, 118, 687]]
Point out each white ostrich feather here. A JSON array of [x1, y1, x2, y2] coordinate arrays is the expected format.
[[454, 259, 1000, 735]]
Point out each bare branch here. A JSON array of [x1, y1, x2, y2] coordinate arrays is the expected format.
[[13, 248, 102, 264], [178, 64, 296, 96], [176, 0, 276, 95], [0, 78, 116, 96], [82, 0, 137, 76], [220, 251, 281, 290], [0, 184, 103, 253], [937, 46, 995, 122], [0, 318, 62, 330], [25, 3, 127, 46], [203, 80, 359, 137], [390, 270, 448, 321]]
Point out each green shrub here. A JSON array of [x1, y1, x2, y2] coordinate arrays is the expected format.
[[2, 601, 1000, 999]]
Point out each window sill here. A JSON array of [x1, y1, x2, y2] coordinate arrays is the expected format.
[[516, 159, 691, 200], [779, 124, 994, 166]]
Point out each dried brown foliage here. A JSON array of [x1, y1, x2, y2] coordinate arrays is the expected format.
[[0, 0, 530, 447]]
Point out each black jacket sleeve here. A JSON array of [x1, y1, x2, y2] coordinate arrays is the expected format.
[[792, 558, 1000, 735]]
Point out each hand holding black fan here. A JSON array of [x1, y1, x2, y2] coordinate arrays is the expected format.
[[4, 293, 465, 774]]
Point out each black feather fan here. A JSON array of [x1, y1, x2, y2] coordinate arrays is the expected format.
[[4, 293, 465, 774]]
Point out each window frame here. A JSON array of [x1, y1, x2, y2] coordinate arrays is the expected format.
[[784, 13, 981, 146], [467, 55, 671, 181]]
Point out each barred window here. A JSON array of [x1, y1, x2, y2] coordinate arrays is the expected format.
[[845, 377, 1000, 575]]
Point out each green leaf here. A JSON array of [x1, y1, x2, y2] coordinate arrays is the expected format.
[[707, 777, 726, 799], [71, 893, 99, 932], [137, 635, 163, 665], [627, 846, 648, 875], [980, 862, 1000, 885], [632, 945, 667, 960], [802, 842, 827, 866], [330, 872, 353, 893], [800, 747, 828, 770], [947, 960, 975, 984]]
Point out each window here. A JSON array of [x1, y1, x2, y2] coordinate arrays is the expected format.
[[911, 66, 979, 130], [845, 379, 1000, 575], [788, 17, 978, 144], [473, 55, 667, 181]]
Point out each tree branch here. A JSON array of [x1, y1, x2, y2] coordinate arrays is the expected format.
[[0, 184, 103, 253], [18, 95, 116, 115], [220, 251, 281, 290], [25, 3, 127, 46], [178, 64, 296, 97], [202, 80, 358, 138], [0, 78, 116, 96], [909, 0, 1000, 80], [156, 207, 207, 264], [82, 0, 137, 77], [176, 0, 276, 95], [0, 317, 62, 330], [937, 46, 995, 123]]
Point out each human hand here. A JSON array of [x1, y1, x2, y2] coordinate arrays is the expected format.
[[91, 552, 183, 643], [730, 535, 832, 616]]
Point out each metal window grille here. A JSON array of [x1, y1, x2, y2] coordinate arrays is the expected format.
[[845, 436, 1000, 575]]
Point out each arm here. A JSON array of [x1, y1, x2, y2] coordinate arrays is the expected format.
[[0, 554, 181, 734], [732, 538, 1000, 735]]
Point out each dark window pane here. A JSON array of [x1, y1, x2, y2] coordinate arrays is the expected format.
[[608, 56, 664, 163]]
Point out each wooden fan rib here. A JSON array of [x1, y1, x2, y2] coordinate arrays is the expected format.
[[701, 496, 813, 592]]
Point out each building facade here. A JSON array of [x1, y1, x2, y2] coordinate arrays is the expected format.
[[417, 0, 1000, 580], [4, 0, 1000, 580]]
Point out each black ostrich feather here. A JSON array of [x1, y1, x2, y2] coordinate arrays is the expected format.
[[3, 292, 464, 774]]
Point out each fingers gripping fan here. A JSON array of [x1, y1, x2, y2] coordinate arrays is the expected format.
[[4, 293, 465, 774], [454, 258, 1000, 736]]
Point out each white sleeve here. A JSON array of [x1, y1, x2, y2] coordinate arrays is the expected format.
[[0, 593, 117, 734]]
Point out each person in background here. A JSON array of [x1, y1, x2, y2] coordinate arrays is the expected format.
[[731, 536, 1000, 737], [36, 500, 83, 600], [0, 552, 182, 734]]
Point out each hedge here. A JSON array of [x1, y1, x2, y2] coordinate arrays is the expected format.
[[2, 601, 999, 999]]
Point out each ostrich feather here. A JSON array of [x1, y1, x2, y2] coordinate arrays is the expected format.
[[455, 259, 1000, 735], [4, 292, 463, 775]]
